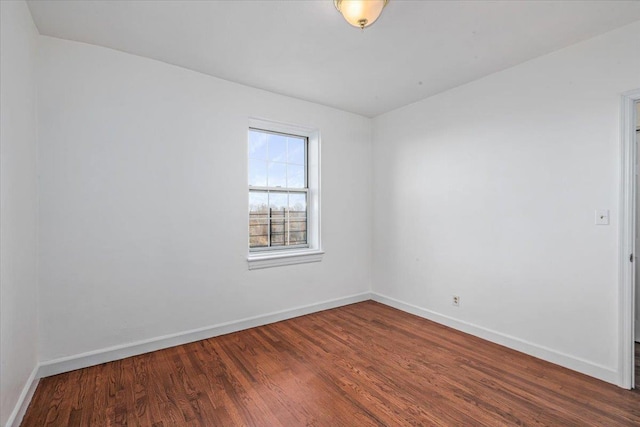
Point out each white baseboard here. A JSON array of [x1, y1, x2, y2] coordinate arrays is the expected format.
[[635, 319, 640, 342], [38, 292, 371, 378], [5, 365, 39, 427], [371, 292, 619, 386]]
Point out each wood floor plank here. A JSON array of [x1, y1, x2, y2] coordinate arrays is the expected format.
[[21, 301, 640, 426]]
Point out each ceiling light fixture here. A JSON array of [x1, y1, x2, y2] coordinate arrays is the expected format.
[[334, 0, 388, 30]]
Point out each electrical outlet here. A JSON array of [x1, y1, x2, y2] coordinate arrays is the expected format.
[[452, 295, 460, 307]]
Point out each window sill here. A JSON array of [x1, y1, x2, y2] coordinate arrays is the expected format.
[[247, 249, 324, 270]]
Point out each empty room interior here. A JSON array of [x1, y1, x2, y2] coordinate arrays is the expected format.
[[2, 0, 640, 426]]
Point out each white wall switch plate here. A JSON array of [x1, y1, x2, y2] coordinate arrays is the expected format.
[[595, 209, 609, 225]]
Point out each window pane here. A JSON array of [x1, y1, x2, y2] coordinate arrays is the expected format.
[[268, 162, 287, 187], [269, 192, 287, 211], [287, 164, 305, 188], [288, 231, 307, 245], [249, 130, 267, 160], [249, 191, 269, 248], [288, 137, 305, 165], [270, 212, 285, 246], [268, 133, 287, 162], [269, 192, 287, 247], [289, 193, 307, 245], [249, 191, 268, 212], [248, 159, 267, 186], [289, 193, 306, 212]]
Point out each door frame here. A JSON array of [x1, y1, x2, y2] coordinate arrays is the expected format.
[[619, 89, 639, 389]]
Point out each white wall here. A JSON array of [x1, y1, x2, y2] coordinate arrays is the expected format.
[[0, 1, 40, 425], [372, 22, 640, 383], [37, 36, 372, 362]]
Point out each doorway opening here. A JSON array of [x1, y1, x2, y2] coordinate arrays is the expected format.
[[635, 99, 640, 389], [620, 90, 640, 389]]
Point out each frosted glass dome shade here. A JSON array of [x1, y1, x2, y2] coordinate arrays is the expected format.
[[334, 0, 388, 29]]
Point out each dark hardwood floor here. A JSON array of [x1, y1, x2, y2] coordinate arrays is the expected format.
[[22, 301, 640, 426]]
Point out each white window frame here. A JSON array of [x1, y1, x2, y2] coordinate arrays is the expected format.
[[247, 118, 323, 270]]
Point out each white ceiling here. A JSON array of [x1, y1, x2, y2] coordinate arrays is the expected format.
[[26, 0, 640, 117]]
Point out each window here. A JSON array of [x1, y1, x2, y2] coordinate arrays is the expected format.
[[248, 129, 308, 249], [247, 119, 322, 269]]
